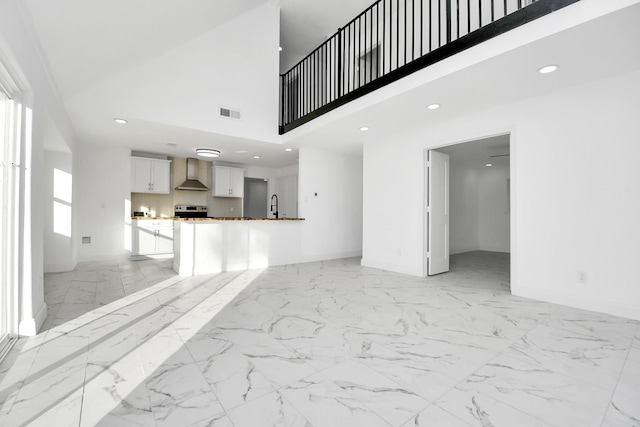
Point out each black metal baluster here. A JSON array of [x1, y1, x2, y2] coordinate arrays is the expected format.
[[429, 0, 432, 51], [382, 0, 386, 75], [503, 0, 507, 16], [376, 3, 379, 78], [518, 0, 522, 9], [411, 0, 416, 61], [404, 0, 407, 66], [420, 0, 423, 56], [491, 0, 495, 21], [438, 0, 441, 47], [370, 8, 373, 83], [347, 23, 351, 93], [466, 0, 470, 34], [446, 0, 452, 43], [396, 0, 399, 69], [479, 0, 482, 27], [311, 53, 315, 111]]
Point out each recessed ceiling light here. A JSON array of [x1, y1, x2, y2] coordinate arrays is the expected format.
[[485, 163, 493, 167], [538, 65, 558, 74], [114, 118, 128, 124], [253, 155, 261, 159], [427, 103, 440, 110], [285, 148, 293, 152], [235, 150, 249, 154], [195, 148, 220, 158], [360, 126, 369, 131], [279, 46, 283, 52], [167, 143, 177, 147]]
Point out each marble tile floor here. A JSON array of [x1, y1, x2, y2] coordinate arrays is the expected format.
[[0, 251, 639, 426]]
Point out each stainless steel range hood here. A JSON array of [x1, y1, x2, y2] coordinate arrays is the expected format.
[[175, 158, 208, 191]]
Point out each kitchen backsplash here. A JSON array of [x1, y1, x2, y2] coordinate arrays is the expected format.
[[208, 197, 243, 217], [131, 193, 174, 218]]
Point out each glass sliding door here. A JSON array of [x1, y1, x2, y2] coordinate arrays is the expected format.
[[0, 75, 19, 361]]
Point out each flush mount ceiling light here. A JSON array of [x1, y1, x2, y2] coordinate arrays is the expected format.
[[427, 103, 440, 110], [195, 148, 220, 158], [360, 126, 369, 131], [538, 64, 558, 74], [114, 118, 128, 124]]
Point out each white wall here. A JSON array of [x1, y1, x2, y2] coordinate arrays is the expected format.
[[478, 165, 510, 252], [0, 0, 76, 335], [363, 68, 640, 320], [76, 144, 132, 261], [449, 161, 480, 254], [44, 150, 77, 272], [299, 147, 363, 261]]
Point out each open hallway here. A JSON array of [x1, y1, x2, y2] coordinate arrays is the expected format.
[[0, 253, 638, 426]]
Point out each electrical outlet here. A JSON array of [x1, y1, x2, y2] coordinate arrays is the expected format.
[[577, 271, 588, 284]]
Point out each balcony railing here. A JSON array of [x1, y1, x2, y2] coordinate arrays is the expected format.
[[279, 0, 579, 134]]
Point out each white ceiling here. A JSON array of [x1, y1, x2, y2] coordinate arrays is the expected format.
[[20, 1, 640, 168], [437, 134, 510, 169]]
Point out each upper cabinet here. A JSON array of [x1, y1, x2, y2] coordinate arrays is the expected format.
[[131, 157, 171, 194], [213, 166, 244, 198]]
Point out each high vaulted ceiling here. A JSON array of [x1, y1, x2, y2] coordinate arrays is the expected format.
[[21, 0, 373, 167], [19, 0, 640, 167]]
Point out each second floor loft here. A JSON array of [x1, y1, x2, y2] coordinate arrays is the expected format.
[[279, 0, 580, 134]]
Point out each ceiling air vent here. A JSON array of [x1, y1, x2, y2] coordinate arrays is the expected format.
[[220, 107, 241, 120]]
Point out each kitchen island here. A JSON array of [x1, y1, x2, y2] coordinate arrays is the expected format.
[[173, 217, 306, 275]]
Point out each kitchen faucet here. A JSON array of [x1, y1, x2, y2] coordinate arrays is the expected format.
[[270, 194, 279, 218]]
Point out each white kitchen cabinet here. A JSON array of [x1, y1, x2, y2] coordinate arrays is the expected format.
[[213, 166, 244, 197], [131, 220, 174, 257], [131, 157, 171, 194]]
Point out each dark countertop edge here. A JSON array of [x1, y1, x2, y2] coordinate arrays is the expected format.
[[176, 218, 305, 221], [132, 217, 305, 221], [131, 217, 176, 220]]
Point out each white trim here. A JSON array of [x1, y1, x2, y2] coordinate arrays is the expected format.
[[44, 261, 78, 273], [361, 258, 423, 277], [18, 302, 48, 336], [512, 285, 640, 322]]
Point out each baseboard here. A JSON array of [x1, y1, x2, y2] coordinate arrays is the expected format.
[[78, 253, 131, 263], [512, 285, 640, 321], [44, 261, 78, 273], [360, 258, 423, 277], [450, 246, 481, 255], [18, 303, 48, 336], [130, 253, 173, 261]]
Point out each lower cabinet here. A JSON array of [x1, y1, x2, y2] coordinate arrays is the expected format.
[[132, 220, 174, 257]]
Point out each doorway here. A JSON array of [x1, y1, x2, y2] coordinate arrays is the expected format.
[[243, 178, 268, 218], [426, 134, 511, 281]]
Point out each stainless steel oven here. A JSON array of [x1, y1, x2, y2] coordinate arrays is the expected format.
[[174, 205, 208, 218]]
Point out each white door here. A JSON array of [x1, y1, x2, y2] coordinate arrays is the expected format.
[[427, 150, 450, 275]]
